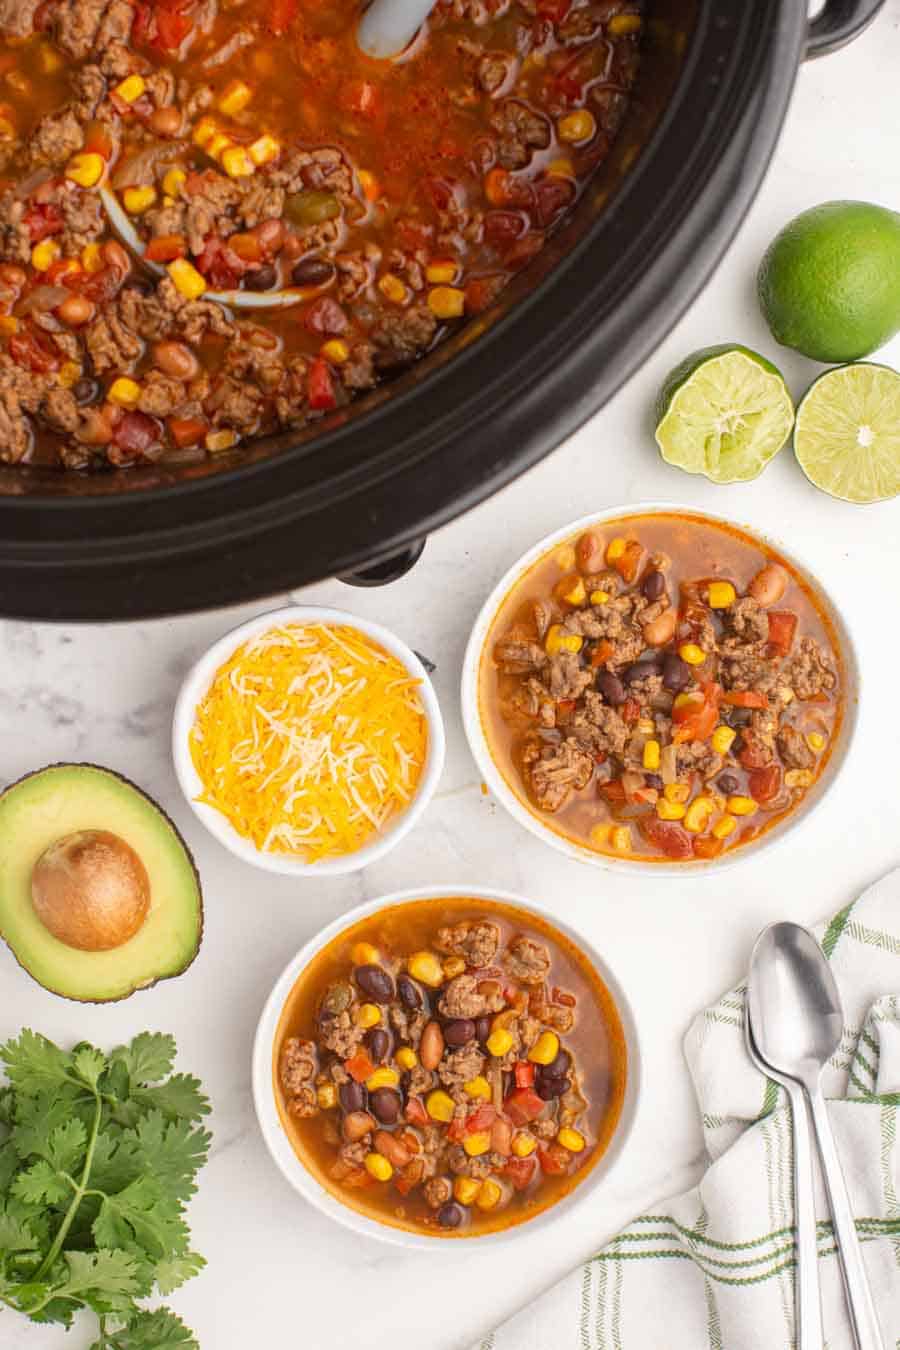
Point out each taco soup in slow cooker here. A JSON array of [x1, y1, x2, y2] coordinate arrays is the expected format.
[[274, 895, 627, 1235]]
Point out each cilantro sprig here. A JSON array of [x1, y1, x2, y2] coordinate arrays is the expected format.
[[0, 1030, 210, 1349]]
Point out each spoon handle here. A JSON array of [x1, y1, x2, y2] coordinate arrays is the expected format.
[[807, 1084, 886, 1350], [784, 1080, 824, 1350]]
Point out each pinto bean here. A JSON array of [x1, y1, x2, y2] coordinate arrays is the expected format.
[[148, 105, 182, 137], [254, 219, 286, 254], [57, 294, 95, 327], [575, 531, 599, 569], [749, 564, 787, 607], [419, 1020, 445, 1070], [153, 340, 199, 380], [642, 606, 676, 647], [491, 1118, 512, 1155], [342, 1110, 375, 1142], [374, 1130, 411, 1168], [102, 240, 132, 276]]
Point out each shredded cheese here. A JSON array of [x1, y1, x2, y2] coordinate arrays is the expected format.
[[189, 623, 429, 861]]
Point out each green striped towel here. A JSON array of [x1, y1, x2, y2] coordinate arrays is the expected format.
[[475, 868, 900, 1349]]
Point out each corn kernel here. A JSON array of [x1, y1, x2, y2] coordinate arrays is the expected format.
[[545, 624, 583, 656], [557, 1126, 586, 1152], [547, 157, 575, 178], [528, 1031, 560, 1066], [679, 642, 706, 666], [65, 152, 105, 188], [249, 134, 282, 167], [351, 941, 379, 965], [222, 145, 255, 179], [426, 259, 458, 284], [366, 1067, 399, 1091], [428, 285, 465, 319], [168, 258, 206, 300], [656, 798, 686, 821], [558, 109, 596, 143], [123, 185, 157, 215], [463, 1075, 491, 1100], [114, 74, 147, 105], [454, 1176, 481, 1205], [557, 575, 586, 606], [642, 739, 661, 772], [378, 273, 408, 305], [407, 950, 444, 987], [590, 590, 610, 605], [589, 823, 611, 848], [442, 956, 466, 980], [395, 1046, 418, 1071], [81, 242, 103, 273], [426, 1089, 455, 1122], [205, 429, 237, 453], [555, 544, 576, 570], [610, 825, 631, 853], [31, 239, 60, 272], [712, 814, 737, 841], [684, 795, 714, 833], [464, 1130, 492, 1157], [711, 725, 736, 755], [637, 717, 655, 734], [807, 732, 826, 753], [217, 79, 253, 117], [193, 116, 218, 148], [606, 537, 627, 562], [316, 1083, 338, 1110], [107, 377, 141, 409], [511, 1131, 536, 1158], [0, 315, 18, 336], [57, 360, 81, 388], [364, 1152, 393, 1182], [486, 1028, 514, 1058], [608, 12, 642, 35], [784, 769, 814, 789], [727, 795, 758, 816], [321, 338, 349, 365], [475, 1179, 503, 1211], [162, 168, 187, 198], [707, 580, 736, 609], [354, 1003, 381, 1029], [664, 782, 690, 804]]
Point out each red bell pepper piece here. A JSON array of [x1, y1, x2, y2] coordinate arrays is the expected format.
[[502, 1155, 537, 1190], [598, 777, 626, 804], [693, 834, 725, 860], [722, 689, 769, 710], [747, 763, 782, 804], [9, 330, 58, 374], [404, 1096, 428, 1127], [168, 416, 208, 448], [513, 1061, 535, 1089], [308, 356, 337, 412], [344, 1050, 376, 1084], [268, 0, 298, 34], [146, 234, 187, 263], [23, 202, 64, 243], [504, 1087, 545, 1126], [538, 1142, 571, 1175], [767, 610, 798, 657], [672, 683, 721, 743], [465, 1103, 496, 1133]]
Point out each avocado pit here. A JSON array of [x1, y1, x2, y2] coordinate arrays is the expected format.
[[31, 829, 150, 952]]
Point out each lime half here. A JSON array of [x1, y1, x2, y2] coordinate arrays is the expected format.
[[655, 344, 795, 483], [794, 363, 900, 503]]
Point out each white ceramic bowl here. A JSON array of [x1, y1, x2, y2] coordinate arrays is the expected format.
[[461, 502, 860, 875], [172, 605, 445, 876], [252, 885, 640, 1249]]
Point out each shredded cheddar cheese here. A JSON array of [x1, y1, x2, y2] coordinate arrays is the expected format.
[[189, 623, 428, 861]]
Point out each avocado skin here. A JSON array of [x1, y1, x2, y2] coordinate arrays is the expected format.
[[0, 762, 203, 1004]]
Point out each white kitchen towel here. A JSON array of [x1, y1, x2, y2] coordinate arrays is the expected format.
[[474, 867, 900, 1350]]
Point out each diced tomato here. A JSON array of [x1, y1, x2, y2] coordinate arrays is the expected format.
[[693, 834, 725, 860], [721, 689, 769, 710], [404, 1096, 428, 1127], [502, 1156, 537, 1190], [155, 7, 193, 49], [504, 1087, 545, 1126], [767, 610, 798, 657], [23, 202, 64, 243], [639, 815, 695, 859], [555, 699, 576, 719], [513, 1061, 535, 1089], [672, 683, 721, 744], [195, 236, 246, 290], [83, 121, 114, 160], [112, 411, 161, 458], [344, 1050, 376, 1083], [131, 2, 154, 45], [32, 0, 56, 32], [307, 356, 337, 411], [747, 762, 782, 804], [535, 175, 575, 228], [45, 258, 80, 285], [168, 416, 207, 448], [598, 777, 626, 804], [483, 210, 525, 247], [465, 1103, 496, 1133], [590, 639, 614, 667], [737, 737, 771, 770], [9, 330, 58, 374], [464, 274, 506, 314], [621, 698, 640, 725], [303, 297, 347, 336], [268, 0, 298, 34], [538, 1142, 572, 1175], [537, 0, 571, 20], [447, 1115, 468, 1143], [145, 234, 187, 263]]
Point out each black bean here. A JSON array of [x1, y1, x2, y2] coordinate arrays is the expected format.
[[717, 773, 740, 795], [536, 1075, 568, 1100], [625, 660, 660, 685], [644, 772, 664, 791], [662, 653, 691, 692], [642, 570, 666, 602], [339, 1080, 366, 1114], [596, 671, 625, 706], [72, 377, 101, 406], [443, 1018, 476, 1047], [475, 1015, 492, 1043], [354, 964, 394, 1003], [542, 1048, 572, 1079], [437, 1201, 464, 1229], [292, 257, 336, 287], [244, 263, 277, 291], [397, 973, 423, 1009], [366, 1027, 391, 1062], [369, 1087, 401, 1124]]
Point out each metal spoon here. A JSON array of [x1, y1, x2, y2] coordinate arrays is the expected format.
[[357, 0, 433, 59], [748, 922, 886, 1350], [744, 997, 824, 1350]]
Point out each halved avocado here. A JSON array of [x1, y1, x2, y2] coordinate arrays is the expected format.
[[0, 763, 202, 1002]]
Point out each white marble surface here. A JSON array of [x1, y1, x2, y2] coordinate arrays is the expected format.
[[4, 10, 900, 1348]]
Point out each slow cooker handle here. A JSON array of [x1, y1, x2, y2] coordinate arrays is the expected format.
[[805, 0, 885, 59]]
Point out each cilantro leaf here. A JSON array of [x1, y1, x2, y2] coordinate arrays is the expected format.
[[88, 1131, 143, 1197], [129, 1074, 210, 1124], [94, 1177, 189, 1259], [154, 1250, 206, 1295], [111, 1033, 177, 1086], [46, 1118, 88, 1174], [91, 1307, 199, 1350], [12, 1090, 88, 1163], [0, 1032, 81, 1100], [57, 1248, 143, 1303], [0, 1205, 39, 1252], [11, 1161, 70, 1208], [73, 1045, 108, 1089], [125, 1112, 211, 1203]]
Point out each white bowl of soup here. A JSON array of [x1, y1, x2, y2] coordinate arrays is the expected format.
[[253, 887, 638, 1247], [461, 504, 858, 872]]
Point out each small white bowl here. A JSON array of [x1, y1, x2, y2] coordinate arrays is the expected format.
[[461, 502, 860, 875], [252, 885, 640, 1249], [172, 604, 445, 876]]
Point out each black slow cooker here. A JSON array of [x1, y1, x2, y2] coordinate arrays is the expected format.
[[0, 0, 885, 621]]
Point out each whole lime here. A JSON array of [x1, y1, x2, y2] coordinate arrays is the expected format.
[[758, 201, 900, 362]]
